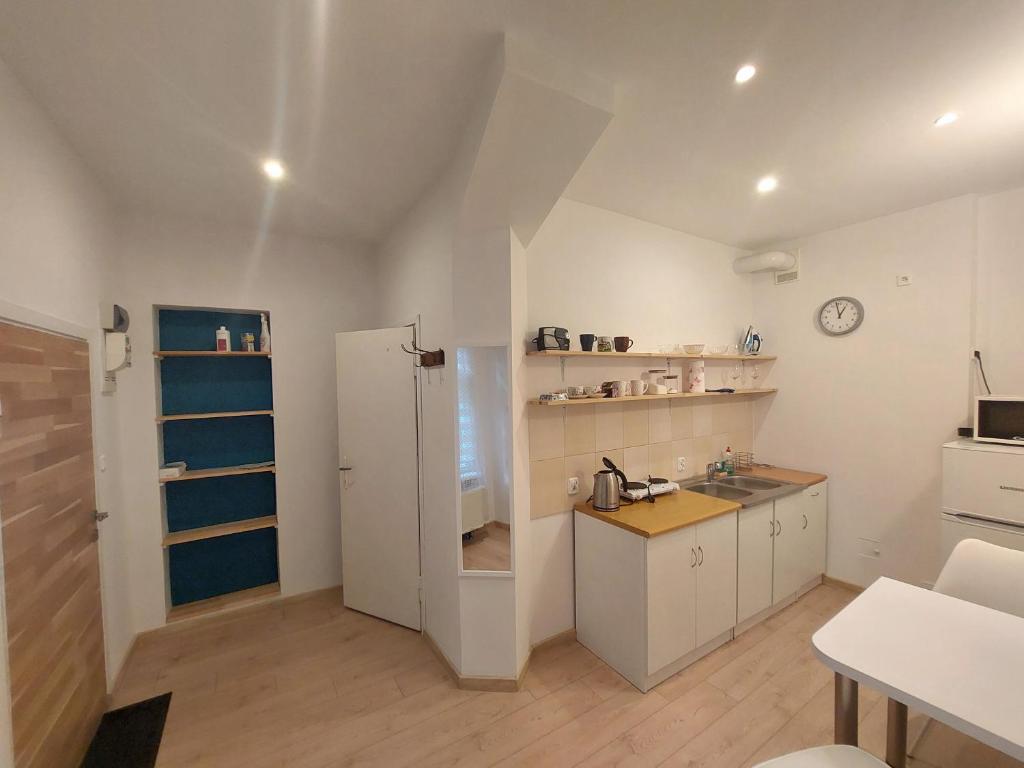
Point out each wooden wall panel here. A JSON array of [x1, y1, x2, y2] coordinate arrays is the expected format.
[[0, 322, 106, 768]]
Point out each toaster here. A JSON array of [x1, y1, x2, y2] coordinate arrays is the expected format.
[[533, 327, 569, 351]]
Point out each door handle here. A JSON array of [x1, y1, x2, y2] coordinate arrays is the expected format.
[[697, 545, 703, 566], [339, 466, 353, 489], [775, 520, 782, 536], [691, 548, 697, 568], [93, 510, 109, 522], [802, 514, 808, 530], [339, 467, 353, 471]]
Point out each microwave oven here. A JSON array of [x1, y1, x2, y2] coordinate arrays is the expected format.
[[974, 396, 1024, 445]]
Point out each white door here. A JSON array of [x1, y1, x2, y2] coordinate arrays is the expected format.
[[695, 511, 738, 646], [336, 327, 420, 630], [737, 502, 774, 624], [646, 526, 696, 674], [772, 493, 808, 602]]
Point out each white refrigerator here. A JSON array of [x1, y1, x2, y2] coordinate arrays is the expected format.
[[942, 439, 1024, 561]]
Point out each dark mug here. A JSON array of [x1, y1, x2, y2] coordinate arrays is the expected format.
[[580, 333, 596, 352], [613, 336, 633, 353]]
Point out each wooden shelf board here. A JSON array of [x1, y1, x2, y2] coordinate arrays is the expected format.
[[157, 410, 274, 422], [163, 515, 278, 547], [155, 351, 270, 358], [166, 582, 281, 623], [528, 388, 777, 406], [160, 465, 276, 483], [526, 350, 775, 361]]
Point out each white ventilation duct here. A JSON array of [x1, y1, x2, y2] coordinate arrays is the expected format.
[[732, 250, 797, 274]]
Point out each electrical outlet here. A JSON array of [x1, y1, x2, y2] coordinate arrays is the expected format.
[[676, 456, 687, 474], [567, 477, 580, 495], [896, 274, 912, 287]]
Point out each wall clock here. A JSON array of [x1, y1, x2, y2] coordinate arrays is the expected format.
[[817, 296, 865, 336]]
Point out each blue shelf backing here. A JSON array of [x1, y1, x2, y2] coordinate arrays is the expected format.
[[158, 308, 265, 352], [165, 472, 277, 532], [168, 527, 279, 605], [159, 357, 273, 415], [162, 415, 275, 471]]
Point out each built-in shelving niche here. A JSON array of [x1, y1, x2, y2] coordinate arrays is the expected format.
[[156, 306, 279, 621]]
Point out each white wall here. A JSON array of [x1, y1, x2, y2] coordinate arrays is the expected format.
[[752, 195, 977, 588], [0, 57, 135, 694], [111, 213, 376, 631], [977, 185, 1024, 394], [524, 198, 754, 644]]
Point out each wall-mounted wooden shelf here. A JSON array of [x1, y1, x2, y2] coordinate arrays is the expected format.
[[526, 350, 775, 361], [528, 388, 777, 407], [166, 582, 281, 623], [155, 350, 270, 358], [160, 464, 276, 484], [162, 515, 278, 547], [157, 410, 274, 423]]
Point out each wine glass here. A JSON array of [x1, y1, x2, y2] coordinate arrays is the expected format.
[[728, 362, 742, 389], [750, 363, 761, 389]]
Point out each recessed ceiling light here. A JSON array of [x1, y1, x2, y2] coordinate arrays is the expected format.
[[262, 158, 286, 180], [735, 64, 757, 84], [757, 175, 778, 193], [933, 112, 959, 127]]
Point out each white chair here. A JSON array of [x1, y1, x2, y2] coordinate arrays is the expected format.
[[934, 538, 1024, 618], [753, 745, 887, 767]]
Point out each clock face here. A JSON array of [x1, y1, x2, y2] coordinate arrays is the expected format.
[[818, 296, 864, 336]]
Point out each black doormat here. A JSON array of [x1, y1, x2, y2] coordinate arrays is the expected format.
[[81, 692, 172, 768]]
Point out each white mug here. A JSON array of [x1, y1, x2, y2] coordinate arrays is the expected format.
[[630, 379, 648, 396], [611, 380, 631, 397]]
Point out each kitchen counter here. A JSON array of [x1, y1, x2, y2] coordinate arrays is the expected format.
[[574, 491, 740, 538], [740, 464, 828, 486]]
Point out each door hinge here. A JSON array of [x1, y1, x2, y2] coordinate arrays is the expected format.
[[94, 510, 109, 522]]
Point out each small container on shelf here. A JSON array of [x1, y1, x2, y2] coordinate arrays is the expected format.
[[215, 326, 231, 352]]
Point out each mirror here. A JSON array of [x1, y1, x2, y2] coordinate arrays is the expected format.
[[457, 346, 512, 571]]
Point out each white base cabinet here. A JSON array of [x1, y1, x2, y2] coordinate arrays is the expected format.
[[576, 510, 737, 691], [575, 481, 829, 692], [737, 481, 829, 626]]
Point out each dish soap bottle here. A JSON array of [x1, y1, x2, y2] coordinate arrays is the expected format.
[[259, 313, 271, 354], [723, 446, 735, 476]]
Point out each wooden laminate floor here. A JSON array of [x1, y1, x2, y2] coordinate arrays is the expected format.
[[462, 523, 511, 571], [111, 584, 1023, 768]]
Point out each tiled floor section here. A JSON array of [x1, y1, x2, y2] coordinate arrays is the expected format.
[[111, 584, 1023, 767]]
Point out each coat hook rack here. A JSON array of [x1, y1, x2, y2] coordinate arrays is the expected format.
[[401, 343, 445, 368]]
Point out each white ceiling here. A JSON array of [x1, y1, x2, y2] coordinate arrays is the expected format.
[[3, 0, 1024, 248]]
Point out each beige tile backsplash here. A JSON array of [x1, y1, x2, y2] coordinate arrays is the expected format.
[[528, 398, 755, 519]]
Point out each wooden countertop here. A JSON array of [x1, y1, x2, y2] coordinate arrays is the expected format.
[[740, 465, 828, 486], [574, 491, 741, 538]]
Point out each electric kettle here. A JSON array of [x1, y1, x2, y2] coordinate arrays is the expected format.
[[593, 458, 627, 512], [741, 325, 763, 355]]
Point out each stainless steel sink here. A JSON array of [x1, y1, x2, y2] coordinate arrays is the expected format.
[[717, 476, 781, 491], [684, 482, 752, 500]]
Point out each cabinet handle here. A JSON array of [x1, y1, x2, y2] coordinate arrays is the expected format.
[[691, 548, 697, 568], [775, 520, 782, 536], [810, 491, 820, 497], [802, 514, 808, 530], [697, 546, 703, 566], [769, 518, 775, 538]]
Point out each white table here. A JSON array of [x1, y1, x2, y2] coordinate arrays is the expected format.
[[812, 577, 1024, 767]]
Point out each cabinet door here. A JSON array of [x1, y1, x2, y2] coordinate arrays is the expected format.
[[772, 493, 809, 603], [804, 481, 828, 578], [646, 526, 697, 675], [695, 511, 738, 646], [737, 502, 774, 623]]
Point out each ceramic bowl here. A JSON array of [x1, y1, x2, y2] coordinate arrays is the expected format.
[[683, 344, 705, 355]]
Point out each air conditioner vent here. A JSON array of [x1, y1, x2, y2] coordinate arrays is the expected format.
[[774, 249, 800, 284]]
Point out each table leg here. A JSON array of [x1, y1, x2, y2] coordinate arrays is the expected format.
[[834, 672, 858, 745], [885, 698, 908, 768]]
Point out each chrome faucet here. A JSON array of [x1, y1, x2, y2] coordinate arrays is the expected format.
[[706, 462, 717, 482]]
